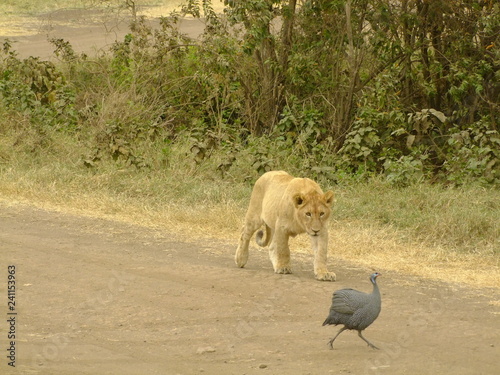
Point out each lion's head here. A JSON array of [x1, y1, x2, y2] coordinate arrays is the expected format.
[[293, 191, 334, 236]]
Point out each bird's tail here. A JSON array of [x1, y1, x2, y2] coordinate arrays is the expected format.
[[322, 315, 337, 326]]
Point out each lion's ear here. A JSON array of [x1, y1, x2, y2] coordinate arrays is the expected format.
[[323, 190, 334, 206], [293, 193, 305, 207]]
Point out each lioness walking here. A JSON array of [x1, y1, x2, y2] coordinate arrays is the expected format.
[[235, 171, 336, 281]]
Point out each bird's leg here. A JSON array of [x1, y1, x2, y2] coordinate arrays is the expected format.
[[358, 331, 379, 350], [327, 326, 347, 349]]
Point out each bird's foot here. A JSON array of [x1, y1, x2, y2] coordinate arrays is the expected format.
[[358, 331, 379, 350], [367, 342, 380, 350]]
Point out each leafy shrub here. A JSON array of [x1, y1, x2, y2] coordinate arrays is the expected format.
[[443, 120, 500, 185], [1, 0, 499, 186], [0, 41, 77, 130]]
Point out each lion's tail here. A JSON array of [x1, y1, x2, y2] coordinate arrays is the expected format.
[[256, 226, 272, 247]]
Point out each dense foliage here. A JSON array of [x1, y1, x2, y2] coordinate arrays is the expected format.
[[1, 0, 499, 185]]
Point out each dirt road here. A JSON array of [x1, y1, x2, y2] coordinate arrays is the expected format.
[[0, 200, 499, 374]]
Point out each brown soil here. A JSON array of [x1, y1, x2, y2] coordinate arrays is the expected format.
[[0, 200, 499, 375]]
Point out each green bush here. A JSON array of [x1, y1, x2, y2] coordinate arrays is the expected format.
[[1, 1, 499, 186]]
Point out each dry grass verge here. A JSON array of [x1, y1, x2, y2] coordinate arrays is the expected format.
[[0, 167, 498, 290], [0, 119, 498, 291]]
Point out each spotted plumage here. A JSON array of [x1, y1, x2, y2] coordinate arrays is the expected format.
[[323, 272, 382, 349]]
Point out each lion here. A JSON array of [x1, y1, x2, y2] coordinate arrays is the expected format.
[[235, 170, 336, 281]]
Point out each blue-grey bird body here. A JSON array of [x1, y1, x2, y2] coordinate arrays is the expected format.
[[323, 272, 381, 349]]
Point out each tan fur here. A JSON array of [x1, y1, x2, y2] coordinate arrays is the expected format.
[[235, 171, 336, 281]]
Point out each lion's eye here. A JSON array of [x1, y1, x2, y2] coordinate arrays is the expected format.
[[306, 212, 312, 217], [320, 212, 325, 217]]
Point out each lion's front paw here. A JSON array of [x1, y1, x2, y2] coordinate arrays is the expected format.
[[315, 271, 336, 281], [275, 266, 293, 274]]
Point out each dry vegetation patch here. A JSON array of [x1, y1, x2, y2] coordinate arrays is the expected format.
[[0, 159, 498, 290]]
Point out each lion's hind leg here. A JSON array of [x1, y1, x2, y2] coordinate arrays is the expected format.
[[235, 221, 261, 268]]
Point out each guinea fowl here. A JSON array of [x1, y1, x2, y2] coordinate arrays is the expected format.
[[323, 272, 382, 350]]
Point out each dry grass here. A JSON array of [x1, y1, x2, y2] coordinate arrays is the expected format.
[[0, 0, 225, 36], [0, 160, 498, 291], [329, 224, 499, 288], [1, 127, 498, 290], [285, 222, 499, 289], [0, 0, 84, 36], [1, 127, 499, 291]]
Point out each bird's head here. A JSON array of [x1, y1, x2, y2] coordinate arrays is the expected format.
[[370, 272, 381, 283]]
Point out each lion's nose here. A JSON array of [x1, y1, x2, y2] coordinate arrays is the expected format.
[[312, 229, 320, 236]]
